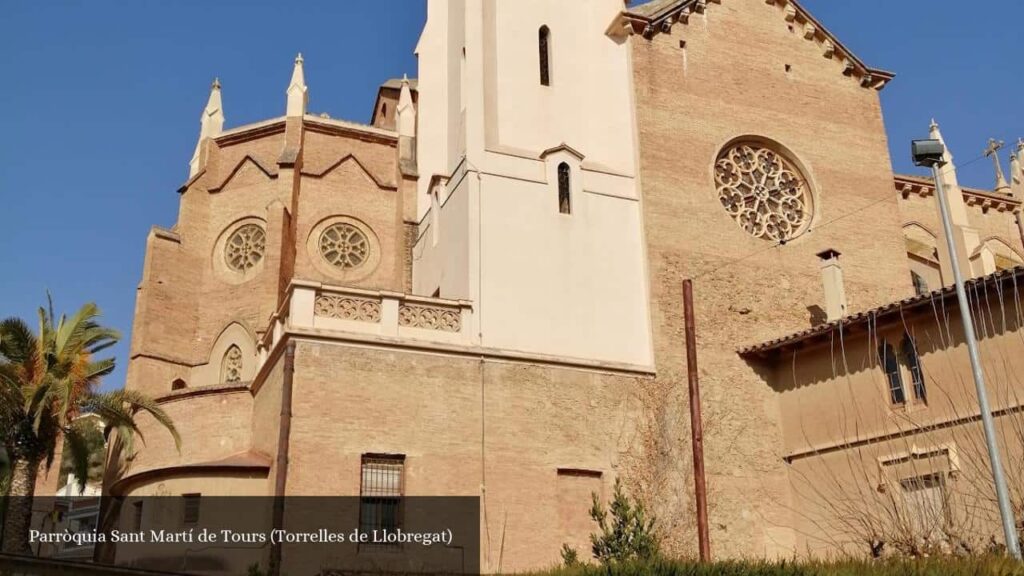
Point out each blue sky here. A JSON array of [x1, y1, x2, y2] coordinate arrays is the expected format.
[[1, 1, 1020, 391]]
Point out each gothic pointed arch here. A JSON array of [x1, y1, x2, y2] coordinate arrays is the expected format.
[[191, 321, 257, 386], [973, 237, 1024, 271]]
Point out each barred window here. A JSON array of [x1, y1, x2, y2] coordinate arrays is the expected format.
[[539, 26, 551, 86], [359, 454, 405, 550], [558, 162, 571, 214], [902, 335, 927, 402], [182, 494, 201, 525], [900, 473, 948, 539], [132, 501, 144, 531], [878, 341, 905, 405]]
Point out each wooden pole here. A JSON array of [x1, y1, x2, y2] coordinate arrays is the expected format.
[[683, 279, 711, 562]]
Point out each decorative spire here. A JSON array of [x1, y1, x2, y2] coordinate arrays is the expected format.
[[397, 73, 417, 168], [925, 119, 975, 281], [286, 53, 307, 117], [201, 78, 224, 137], [928, 119, 959, 187], [397, 73, 415, 131], [189, 78, 225, 178], [984, 138, 1010, 193], [1010, 142, 1023, 201]]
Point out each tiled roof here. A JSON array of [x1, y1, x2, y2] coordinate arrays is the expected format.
[[738, 266, 1024, 357], [380, 77, 418, 91]]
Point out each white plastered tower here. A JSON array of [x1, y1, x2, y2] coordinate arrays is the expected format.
[[412, 0, 654, 368]]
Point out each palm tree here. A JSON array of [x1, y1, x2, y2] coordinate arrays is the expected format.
[[0, 299, 179, 554]]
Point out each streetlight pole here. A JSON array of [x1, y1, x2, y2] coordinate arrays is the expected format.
[[916, 139, 1022, 559]]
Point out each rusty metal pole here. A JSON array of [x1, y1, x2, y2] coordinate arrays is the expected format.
[[683, 279, 711, 562]]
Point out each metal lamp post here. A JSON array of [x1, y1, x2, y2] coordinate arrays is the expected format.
[[912, 139, 1021, 559]]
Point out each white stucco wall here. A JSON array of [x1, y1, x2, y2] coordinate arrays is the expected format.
[[484, 0, 636, 175], [413, 0, 653, 368]]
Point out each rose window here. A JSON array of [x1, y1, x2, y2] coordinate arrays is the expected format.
[[224, 224, 266, 272], [714, 142, 812, 242], [319, 223, 370, 269]]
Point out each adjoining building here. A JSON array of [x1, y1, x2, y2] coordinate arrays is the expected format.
[[97, 0, 1024, 570]]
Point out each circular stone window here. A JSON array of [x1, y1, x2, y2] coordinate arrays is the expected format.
[[714, 141, 812, 242], [307, 216, 381, 282], [319, 223, 369, 270], [224, 224, 266, 272]]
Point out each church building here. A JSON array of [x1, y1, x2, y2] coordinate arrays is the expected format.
[[109, 0, 1024, 571]]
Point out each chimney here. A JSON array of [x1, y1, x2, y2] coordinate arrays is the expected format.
[[817, 249, 847, 321]]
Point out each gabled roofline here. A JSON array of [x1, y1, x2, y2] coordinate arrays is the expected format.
[[540, 142, 586, 161], [618, 0, 894, 90]]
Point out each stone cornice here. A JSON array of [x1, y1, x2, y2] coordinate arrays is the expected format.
[[303, 115, 398, 145], [617, 0, 893, 90], [895, 174, 1020, 214]]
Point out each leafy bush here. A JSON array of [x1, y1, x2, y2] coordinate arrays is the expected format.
[[589, 478, 660, 565]]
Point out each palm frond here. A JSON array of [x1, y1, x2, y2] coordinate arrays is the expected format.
[[0, 317, 37, 364], [63, 423, 92, 493], [86, 390, 181, 452]]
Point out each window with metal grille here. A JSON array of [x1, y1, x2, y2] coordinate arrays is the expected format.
[[539, 26, 551, 86], [902, 335, 927, 402], [558, 162, 571, 214], [182, 493, 201, 525], [359, 454, 405, 550], [900, 473, 948, 539], [877, 341, 905, 405], [132, 501, 144, 531]]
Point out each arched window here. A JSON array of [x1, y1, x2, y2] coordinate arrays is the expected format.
[[911, 271, 929, 296], [171, 378, 187, 391], [902, 335, 926, 401], [877, 341, 905, 405], [557, 162, 571, 214], [539, 26, 551, 86], [221, 345, 243, 383]]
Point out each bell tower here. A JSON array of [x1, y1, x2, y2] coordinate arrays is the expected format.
[[412, 0, 654, 368]]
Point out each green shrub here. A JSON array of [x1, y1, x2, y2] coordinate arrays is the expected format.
[[562, 543, 582, 567], [589, 479, 660, 565]]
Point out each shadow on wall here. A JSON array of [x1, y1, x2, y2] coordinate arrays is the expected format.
[[753, 284, 1024, 392]]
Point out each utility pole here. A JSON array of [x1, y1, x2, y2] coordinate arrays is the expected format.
[[682, 279, 711, 562], [912, 138, 1022, 559]]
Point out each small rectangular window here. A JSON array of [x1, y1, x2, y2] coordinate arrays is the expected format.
[[900, 473, 947, 539], [360, 454, 405, 551], [132, 501, 144, 531], [182, 493, 201, 525]]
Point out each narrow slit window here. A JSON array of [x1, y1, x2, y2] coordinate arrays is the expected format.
[[558, 162, 571, 214], [539, 26, 551, 86], [878, 341, 905, 405], [902, 335, 927, 402]]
